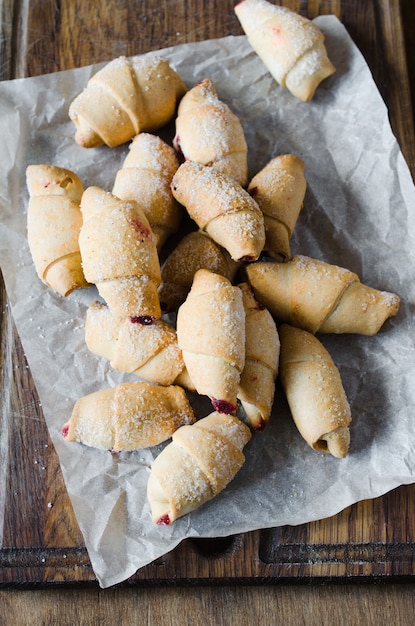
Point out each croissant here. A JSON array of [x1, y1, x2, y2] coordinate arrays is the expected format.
[[147, 411, 252, 524], [247, 154, 307, 261], [173, 78, 248, 186], [171, 161, 265, 262], [176, 269, 246, 415], [79, 186, 161, 321], [158, 230, 239, 312], [237, 283, 280, 431], [234, 0, 335, 102], [245, 256, 400, 335], [112, 133, 182, 250], [26, 164, 90, 296], [279, 324, 351, 458], [69, 55, 187, 148], [61, 381, 195, 452], [85, 300, 193, 389]]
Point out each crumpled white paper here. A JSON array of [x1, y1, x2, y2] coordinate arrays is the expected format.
[[1, 16, 415, 588]]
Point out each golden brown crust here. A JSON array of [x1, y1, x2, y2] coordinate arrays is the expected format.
[[234, 0, 335, 101], [173, 78, 248, 186], [112, 133, 182, 250], [176, 269, 246, 413], [247, 154, 306, 261], [279, 324, 351, 458], [62, 381, 195, 452], [237, 283, 280, 430], [79, 186, 161, 319], [147, 411, 251, 524], [69, 55, 187, 148], [171, 161, 265, 262], [85, 301, 193, 388], [245, 256, 400, 335], [158, 230, 240, 312], [26, 164, 90, 296]]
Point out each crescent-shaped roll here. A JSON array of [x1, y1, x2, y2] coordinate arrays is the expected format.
[[171, 161, 265, 262], [247, 154, 307, 261], [173, 78, 248, 186], [26, 164, 90, 296], [79, 186, 162, 321], [234, 0, 335, 102], [158, 230, 240, 312], [112, 133, 182, 250], [61, 381, 195, 452], [147, 411, 252, 525], [85, 300, 193, 390], [245, 256, 400, 335], [279, 324, 351, 458], [237, 283, 280, 431], [176, 269, 246, 415], [69, 55, 187, 148]]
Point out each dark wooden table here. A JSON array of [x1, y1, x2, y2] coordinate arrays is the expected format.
[[1, 1, 415, 623]]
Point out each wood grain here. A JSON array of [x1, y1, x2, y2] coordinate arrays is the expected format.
[[0, 0, 414, 597]]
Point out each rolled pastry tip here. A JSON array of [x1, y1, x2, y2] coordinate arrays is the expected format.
[[279, 324, 351, 458], [147, 411, 252, 525]]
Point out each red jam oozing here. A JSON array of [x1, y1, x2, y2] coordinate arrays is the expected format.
[[248, 186, 258, 197], [211, 398, 236, 415], [156, 514, 171, 526], [129, 218, 151, 239], [61, 424, 69, 438], [239, 255, 256, 262], [130, 315, 155, 325], [254, 417, 267, 432]]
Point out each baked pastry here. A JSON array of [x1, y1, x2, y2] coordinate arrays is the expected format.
[[237, 283, 280, 430], [147, 411, 252, 524], [61, 381, 195, 452], [234, 0, 335, 101], [176, 269, 246, 414], [79, 186, 161, 321], [26, 164, 89, 296], [171, 161, 265, 262], [85, 301, 193, 389], [279, 324, 351, 458], [173, 78, 248, 186], [247, 154, 306, 261], [158, 230, 239, 312], [245, 255, 400, 335], [69, 55, 187, 148], [112, 133, 182, 250]]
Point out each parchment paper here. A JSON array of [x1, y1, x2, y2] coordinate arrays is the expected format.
[[1, 16, 415, 588]]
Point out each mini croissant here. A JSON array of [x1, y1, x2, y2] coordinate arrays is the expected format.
[[247, 154, 307, 261], [112, 133, 182, 250], [173, 78, 248, 186], [245, 256, 400, 335], [62, 381, 195, 452], [176, 269, 246, 415], [85, 301, 193, 389], [171, 161, 265, 262], [158, 230, 239, 312], [79, 186, 161, 321], [147, 411, 252, 524], [69, 55, 187, 148], [26, 164, 89, 296], [234, 0, 335, 101], [237, 283, 280, 430], [279, 324, 351, 458]]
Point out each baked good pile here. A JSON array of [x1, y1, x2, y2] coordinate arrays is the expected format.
[[26, 1, 400, 526]]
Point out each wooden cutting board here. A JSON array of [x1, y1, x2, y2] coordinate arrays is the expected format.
[[1, 0, 414, 587]]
